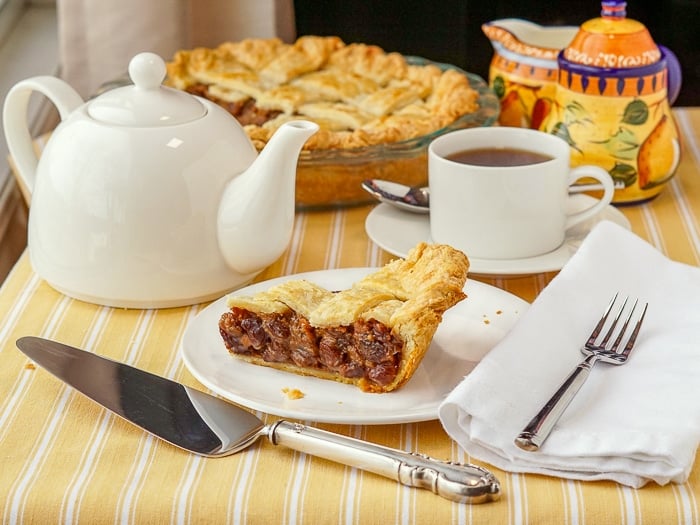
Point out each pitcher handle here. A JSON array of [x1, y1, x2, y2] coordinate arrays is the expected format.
[[2, 76, 83, 197]]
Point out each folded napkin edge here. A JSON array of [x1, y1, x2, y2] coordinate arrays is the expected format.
[[438, 221, 700, 487]]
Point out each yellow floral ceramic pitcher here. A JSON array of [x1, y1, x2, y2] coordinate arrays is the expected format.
[[482, 19, 578, 129], [541, 1, 682, 203]]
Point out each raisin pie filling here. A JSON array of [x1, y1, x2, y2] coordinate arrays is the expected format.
[[183, 83, 283, 127], [220, 307, 403, 388], [217, 243, 470, 393]]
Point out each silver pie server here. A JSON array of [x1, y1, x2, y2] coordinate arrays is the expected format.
[[16, 336, 500, 504]]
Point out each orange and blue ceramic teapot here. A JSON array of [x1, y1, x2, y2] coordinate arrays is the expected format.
[[484, 1, 682, 203]]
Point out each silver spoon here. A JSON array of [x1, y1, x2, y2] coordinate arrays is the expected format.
[[362, 178, 622, 214], [361, 179, 429, 214]]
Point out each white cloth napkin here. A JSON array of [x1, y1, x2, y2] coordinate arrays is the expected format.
[[439, 220, 700, 487]]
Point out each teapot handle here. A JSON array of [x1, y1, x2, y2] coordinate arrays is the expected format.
[[659, 45, 682, 106], [2, 76, 83, 198]]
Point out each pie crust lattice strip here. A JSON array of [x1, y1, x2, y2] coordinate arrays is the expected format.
[[166, 36, 480, 152]]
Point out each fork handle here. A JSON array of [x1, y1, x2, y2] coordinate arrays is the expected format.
[[514, 355, 598, 451]]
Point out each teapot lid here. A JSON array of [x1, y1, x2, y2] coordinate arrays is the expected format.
[[562, 1, 661, 68], [87, 52, 206, 126]]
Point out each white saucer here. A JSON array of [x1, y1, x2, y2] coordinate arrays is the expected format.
[[365, 194, 631, 277]]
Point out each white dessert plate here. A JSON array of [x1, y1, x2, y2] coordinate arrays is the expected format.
[[181, 268, 528, 424], [365, 194, 631, 277]]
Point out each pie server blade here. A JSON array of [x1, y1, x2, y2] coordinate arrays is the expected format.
[[16, 336, 500, 504]]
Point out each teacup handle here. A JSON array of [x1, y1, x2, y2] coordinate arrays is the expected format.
[[565, 166, 615, 230]]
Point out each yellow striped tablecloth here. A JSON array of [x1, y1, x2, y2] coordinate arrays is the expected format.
[[1, 108, 699, 524]]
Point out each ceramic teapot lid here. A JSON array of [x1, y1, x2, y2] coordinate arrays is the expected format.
[[562, 1, 661, 68], [87, 52, 206, 126]]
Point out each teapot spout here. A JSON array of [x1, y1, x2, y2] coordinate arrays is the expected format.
[[482, 18, 578, 56], [217, 120, 319, 275]]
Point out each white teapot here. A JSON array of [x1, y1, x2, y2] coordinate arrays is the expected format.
[[3, 52, 318, 308]]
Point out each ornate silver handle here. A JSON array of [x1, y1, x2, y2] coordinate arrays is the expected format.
[[267, 420, 500, 504], [514, 354, 598, 451]]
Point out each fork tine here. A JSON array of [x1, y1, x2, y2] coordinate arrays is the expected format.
[[619, 301, 648, 358], [598, 295, 629, 347], [609, 297, 638, 352], [587, 293, 618, 345]]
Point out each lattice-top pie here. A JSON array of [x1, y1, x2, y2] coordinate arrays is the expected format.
[[166, 36, 480, 151], [218, 243, 470, 393]]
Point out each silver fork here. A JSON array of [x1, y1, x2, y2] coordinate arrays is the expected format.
[[514, 293, 648, 452]]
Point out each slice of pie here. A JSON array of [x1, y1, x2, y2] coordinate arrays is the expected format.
[[218, 243, 469, 393]]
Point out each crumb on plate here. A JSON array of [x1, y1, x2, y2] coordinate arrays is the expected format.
[[282, 387, 305, 400]]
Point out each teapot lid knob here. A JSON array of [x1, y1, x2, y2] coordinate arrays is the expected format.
[[87, 52, 206, 127], [601, 0, 626, 18], [128, 52, 167, 90]]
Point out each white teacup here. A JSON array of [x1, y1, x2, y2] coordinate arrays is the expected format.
[[428, 127, 614, 260]]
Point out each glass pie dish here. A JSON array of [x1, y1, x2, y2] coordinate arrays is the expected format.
[[97, 56, 499, 210], [293, 58, 499, 209]]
